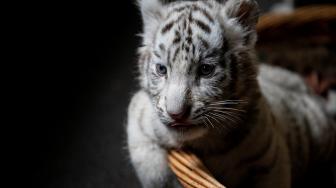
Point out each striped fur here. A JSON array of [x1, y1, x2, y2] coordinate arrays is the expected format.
[[127, 0, 336, 187]]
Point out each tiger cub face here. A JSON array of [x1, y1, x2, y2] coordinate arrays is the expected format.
[[137, 0, 260, 141]]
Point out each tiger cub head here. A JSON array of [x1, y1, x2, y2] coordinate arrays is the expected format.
[[137, 0, 260, 141]]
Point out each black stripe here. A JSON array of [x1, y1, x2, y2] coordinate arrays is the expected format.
[[172, 47, 180, 62], [186, 26, 193, 44], [193, 108, 204, 118], [167, 48, 171, 65], [217, 73, 227, 83], [154, 51, 161, 58], [201, 0, 213, 9], [198, 36, 209, 49], [159, 43, 165, 52], [193, 19, 211, 33], [192, 5, 214, 23], [157, 106, 164, 113], [187, 26, 193, 36], [204, 49, 220, 59], [243, 33, 251, 46], [174, 6, 188, 13], [188, 9, 193, 21], [161, 21, 174, 34], [173, 31, 181, 44], [185, 45, 190, 53], [187, 62, 193, 75], [182, 18, 187, 30], [166, 6, 188, 18], [186, 36, 192, 44]]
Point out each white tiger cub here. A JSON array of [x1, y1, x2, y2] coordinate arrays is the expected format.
[[126, 0, 336, 187]]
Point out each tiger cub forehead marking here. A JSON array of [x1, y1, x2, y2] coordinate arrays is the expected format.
[[154, 1, 224, 66]]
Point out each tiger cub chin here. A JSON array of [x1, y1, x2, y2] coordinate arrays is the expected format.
[[126, 0, 336, 187]]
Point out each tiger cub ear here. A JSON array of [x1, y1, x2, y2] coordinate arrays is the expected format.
[[223, 0, 260, 45], [137, 0, 165, 45]]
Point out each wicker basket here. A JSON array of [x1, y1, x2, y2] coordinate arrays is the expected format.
[[256, 5, 336, 76]]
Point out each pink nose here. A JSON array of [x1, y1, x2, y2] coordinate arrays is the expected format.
[[167, 106, 191, 120]]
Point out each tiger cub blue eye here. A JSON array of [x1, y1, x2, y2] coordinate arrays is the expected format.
[[199, 64, 215, 76], [156, 64, 167, 76]]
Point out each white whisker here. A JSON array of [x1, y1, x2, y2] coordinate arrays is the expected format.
[[205, 113, 224, 133], [210, 110, 241, 124], [204, 115, 215, 128], [206, 106, 246, 113], [208, 112, 232, 131], [206, 113, 221, 125], [202, 117, 211, 129]]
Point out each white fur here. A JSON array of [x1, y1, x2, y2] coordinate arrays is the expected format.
[[137, 0, 166, 46], [127, 91, 180, 187]]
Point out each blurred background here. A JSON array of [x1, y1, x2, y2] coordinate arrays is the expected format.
[[25, 0, 335, 187]]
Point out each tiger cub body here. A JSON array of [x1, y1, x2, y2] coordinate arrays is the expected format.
[[126, 0, 336, 187]]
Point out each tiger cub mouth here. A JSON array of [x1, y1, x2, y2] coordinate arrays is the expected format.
[[168, 121, 198, 130]]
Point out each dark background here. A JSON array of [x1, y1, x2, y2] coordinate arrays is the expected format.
[[22, 0, 334, 187], [25, 1, 142, 187]]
